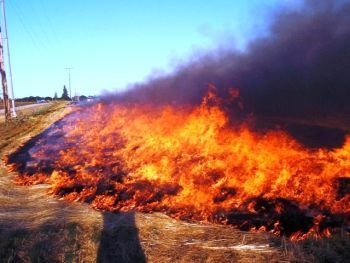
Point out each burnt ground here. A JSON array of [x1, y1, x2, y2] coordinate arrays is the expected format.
[[0, 103, 349, 262]]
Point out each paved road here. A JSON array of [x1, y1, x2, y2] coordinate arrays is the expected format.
[[0, 103, 49, 114]]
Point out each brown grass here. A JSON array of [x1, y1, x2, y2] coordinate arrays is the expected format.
[[281, 231, 350, 263], [0, 102, 103, 262], [0, 102, 68, 154]]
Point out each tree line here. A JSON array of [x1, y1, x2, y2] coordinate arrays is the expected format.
[[16, 85, 92, 102]]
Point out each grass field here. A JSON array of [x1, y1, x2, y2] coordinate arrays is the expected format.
[[0, 102, 348, 262]]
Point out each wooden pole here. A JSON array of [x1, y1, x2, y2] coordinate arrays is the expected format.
[[0, 27, 10, 121], [1, 0, 16, 117]]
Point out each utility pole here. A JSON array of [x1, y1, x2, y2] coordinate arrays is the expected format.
[[65, 67, 72, 100], [0, 26, 10, 120], [1, 0, 16, 117]]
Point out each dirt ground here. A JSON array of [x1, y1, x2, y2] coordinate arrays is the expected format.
[[0, 102, 348, 263]]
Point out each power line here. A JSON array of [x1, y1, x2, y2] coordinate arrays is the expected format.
[[38, 0, 61, 45], [26, 0, 51, 45], [37, 0, 67, 67], [6, 1, 72, 99], [9, 0, 60, 98], [8, 0, 42, 51]]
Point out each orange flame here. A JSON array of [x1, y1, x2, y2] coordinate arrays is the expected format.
[[7, 87, 350, 239]]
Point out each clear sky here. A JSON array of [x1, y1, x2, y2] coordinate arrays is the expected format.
[[2, 0, 302, 98]]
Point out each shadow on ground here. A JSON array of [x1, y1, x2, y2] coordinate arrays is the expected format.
[[97, 212, 146, 263], [0, 168, 147, 262]]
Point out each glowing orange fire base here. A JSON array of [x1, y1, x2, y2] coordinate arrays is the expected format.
[[6, 89, 350, 240]]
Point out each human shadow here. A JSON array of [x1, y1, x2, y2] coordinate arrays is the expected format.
[[97, 212, 146, 263]]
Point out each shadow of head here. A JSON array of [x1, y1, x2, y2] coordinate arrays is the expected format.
[[97, 212, 146, 263]]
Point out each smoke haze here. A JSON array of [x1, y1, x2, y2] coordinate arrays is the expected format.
[[106, 0, 350, 118]]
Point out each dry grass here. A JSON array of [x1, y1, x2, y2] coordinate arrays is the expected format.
[[0, 102, 348, 262], [136, 213, 282, 263], [0, 102, 103, 262], [0, 102, 68, 154], [281, 231, 350, 263]]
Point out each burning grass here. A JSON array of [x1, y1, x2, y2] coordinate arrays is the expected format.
[[0, 100, 286, 262], [0, 96, 349, 262], [6, 88, 350, 241]]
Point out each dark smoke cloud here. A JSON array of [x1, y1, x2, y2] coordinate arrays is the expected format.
[[105, 0, 350, 118]]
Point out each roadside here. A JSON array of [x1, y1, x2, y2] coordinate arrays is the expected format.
[[0, 103, 53, 123], [0, 102, 49, 115], [0, 101, 37, 111]]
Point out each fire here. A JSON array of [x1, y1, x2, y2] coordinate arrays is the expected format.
[[6, 87, 350, 239]]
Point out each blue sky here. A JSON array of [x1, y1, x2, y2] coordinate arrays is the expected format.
[[3, 0, 302, 98]]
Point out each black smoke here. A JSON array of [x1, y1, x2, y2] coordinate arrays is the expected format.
[[106, 0, 350, 119]]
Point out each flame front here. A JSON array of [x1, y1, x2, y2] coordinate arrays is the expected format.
[[7, 89, 350, 239]]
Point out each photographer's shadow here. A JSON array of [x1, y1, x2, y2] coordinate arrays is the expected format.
[[97, 212, 146, 263]]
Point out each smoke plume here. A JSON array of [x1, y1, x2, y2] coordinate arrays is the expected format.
[[105, 0, 350, 119]]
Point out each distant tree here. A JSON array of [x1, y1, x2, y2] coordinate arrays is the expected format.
[[16, 96, 47, 102], [61, 85, 70, 100], [79, 95, 87, 101], [54, 92, 58, 100]]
